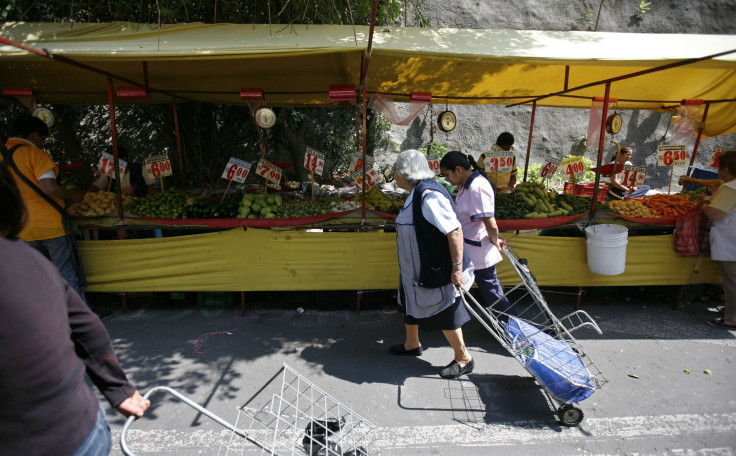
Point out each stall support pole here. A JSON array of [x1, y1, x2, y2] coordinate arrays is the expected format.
[[172, 99, 184, 177], [522, 101, 536, 183], [588, 83, 612, 223], [686, 103, 711, 176], [107, 76, 128, 312], [358, 0, 378, 230]]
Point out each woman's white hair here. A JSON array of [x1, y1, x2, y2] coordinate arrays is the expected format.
[[394, 149, 435, 187]]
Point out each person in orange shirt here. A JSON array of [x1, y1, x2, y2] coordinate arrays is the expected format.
[[1, 115, 86, 300]]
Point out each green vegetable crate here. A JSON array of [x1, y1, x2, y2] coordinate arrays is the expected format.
[[197, 292, 236, 308]]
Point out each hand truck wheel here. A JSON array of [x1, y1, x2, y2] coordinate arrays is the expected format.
[[558, 404, 584, 427]]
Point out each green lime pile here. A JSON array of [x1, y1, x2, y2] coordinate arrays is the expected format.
[[126, 188, 191, 218], [238, 193, 283, 219], [273, 200, 334, 219], [182, 194, 240, 219]]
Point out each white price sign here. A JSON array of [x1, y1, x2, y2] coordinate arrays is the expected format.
[[484, 151, 514, 173], [98, 152, 127, 178], [350, 154, 375, 174], [144, 154, 173, 179], [304, 147, 325, 176], [711, 147, 735, 168], [427, 155, 440, 175], [221, 158, 252, 183], [351, 168, 378, 190], [539, 157, 560, 179], [621, 165, 646, 188], [559, 156, 585, 180], [255, 159, 283, 185], [657, 145, 687, 167]]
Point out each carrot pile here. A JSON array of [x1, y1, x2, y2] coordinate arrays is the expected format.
[[641, 194, 696, 218]]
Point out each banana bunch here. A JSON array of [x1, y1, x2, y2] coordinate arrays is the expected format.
[[365, 186, 403, 214]]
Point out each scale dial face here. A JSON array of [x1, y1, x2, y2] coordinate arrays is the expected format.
[[606, 113, 622, 134], [437, 110, 456, 132], [255, 108, 277, 129], [32, 107, 55, 127]]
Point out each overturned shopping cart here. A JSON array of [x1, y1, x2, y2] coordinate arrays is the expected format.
[[121, 363, 376, 455], [461, 246, 607, 426]]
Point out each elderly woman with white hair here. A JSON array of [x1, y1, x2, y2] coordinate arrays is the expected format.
[[390, 149, 476, 379]]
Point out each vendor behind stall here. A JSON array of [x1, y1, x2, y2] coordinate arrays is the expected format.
[[605, 146, 650, 199], [476, 132, 517, 193], [88, 145, 155, 197]]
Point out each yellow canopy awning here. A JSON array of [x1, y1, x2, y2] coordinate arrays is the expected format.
[[1, 22, 735, 136]]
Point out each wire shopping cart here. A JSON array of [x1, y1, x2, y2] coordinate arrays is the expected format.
[[461, 245, 607, 426], [121, 363, 377, 455]]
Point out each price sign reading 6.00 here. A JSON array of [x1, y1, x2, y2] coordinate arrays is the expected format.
[[144, 154, 173, 179], [304, 147, 325, 176], [221, 157, 252, 183], [427, 155, 440, 175], [539, 157, 560, 179], [255, 159, 283, 185], [657, 145, 687, 167], [484, 151, 514, 173]]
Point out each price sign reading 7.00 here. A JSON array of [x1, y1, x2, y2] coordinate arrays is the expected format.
[[427, 155, 440, 175], [621, 165, 646, 188], [539, 157, 560, 179], [304, 147, 325, 176], [559, 156, 585, 180], [350, 154, 375, 174], [144, 154, 173, 179], [255, 159, 283, 185], [484, 151, 514, 173], [711, 147, 735, 168], [98, 152, 127, 179], [221, 157, 252, 183], [657, 145, 687, 167]]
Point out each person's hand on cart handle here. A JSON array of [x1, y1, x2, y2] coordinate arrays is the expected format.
[[451, 262, 464, 289], [117, 390, 151, 418], [495, 236, 508, 251]]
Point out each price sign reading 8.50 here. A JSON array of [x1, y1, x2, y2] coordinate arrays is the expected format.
[[144, 154, 173, 179], [351, 168, 378, 190], [427, 155, 440, 175], [621, 165, 646, 188], [657, 145, 687, 167], [304, 147, 325, 176], [98, 152, 127, 179], [539, 157, 560, 179], [255, 159, 283, 185], [484, 151, 514, 173], [221, 157, 252, 183]]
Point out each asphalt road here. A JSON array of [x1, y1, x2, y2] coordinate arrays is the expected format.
[[97, 287, 736, 456]]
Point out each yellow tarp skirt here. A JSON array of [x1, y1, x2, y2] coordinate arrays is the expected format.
[[79, 229, 721, 292]]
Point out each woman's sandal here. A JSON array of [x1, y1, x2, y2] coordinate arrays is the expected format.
[[706, 318, 736, 329]]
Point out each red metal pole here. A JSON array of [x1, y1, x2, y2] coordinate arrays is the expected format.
[[686, 103, 710, 176], [107, 76, 127, 312], [359, 0, 378, 228], [523, 101, 536, 182], [172, 99, 183, 174], [588, 83, 612, 219]]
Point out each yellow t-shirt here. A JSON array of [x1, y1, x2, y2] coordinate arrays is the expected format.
[[476, 151, 518, 190], [2, 138, 65, 241]]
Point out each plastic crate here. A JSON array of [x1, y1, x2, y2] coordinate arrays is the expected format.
[[563, 182, 608, 202], [196, 292, 236, 307]]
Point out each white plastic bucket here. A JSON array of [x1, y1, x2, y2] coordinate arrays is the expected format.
[[585, 224, 628, 275]]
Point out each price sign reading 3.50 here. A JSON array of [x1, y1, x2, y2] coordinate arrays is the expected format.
[[144, 154, 173, 179], [98, 152, 127, 178], [657, 145, 687, 167], [221, 157, 252, 183], [539, 157, 560, 179], [484, 151, 514, 173], [256, 159, 283, 185], [304, 147, 325, 176], [621, 165, 646, 188], [427, 155, 440, 175]]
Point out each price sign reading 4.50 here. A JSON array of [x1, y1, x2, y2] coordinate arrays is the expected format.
[[539, 157, 560, 179], [711, 147, 735, 168], [621, 165, 646, 188], [255, 159, 283, 185], [144, 154, 173, 179], [657, 145, 687, 167], [98, 152, 127, 179], [427, 155, 440, 175], [350, 154, 375, 174], [304, 147, 325, 176], [351, 168, 378, 190], [221, 157, 252, 183], [484, 151, 514, 173], [560, 156, 585, 180]]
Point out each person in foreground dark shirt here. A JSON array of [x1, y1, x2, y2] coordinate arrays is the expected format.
[[0, 163, 150, 456]]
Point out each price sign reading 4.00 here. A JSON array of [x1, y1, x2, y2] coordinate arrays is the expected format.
[[427, 155, 440, 175], [98, 152, 127, 179], [304, 147, 325, 176], [351, 168, 378, 190], [144, 154, 173, 179], [484, 151, 514, 173], [539, 157, 560, 179], [621, 165, 646, 188], [657, 145, 687, 167], [221, 157, 252, 183], [711, 147, 735, 168], [255, 159, 283, 185], [560, 156, 585, 180]]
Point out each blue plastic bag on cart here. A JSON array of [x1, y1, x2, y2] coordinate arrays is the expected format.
[[504, 317, 596, 403]]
